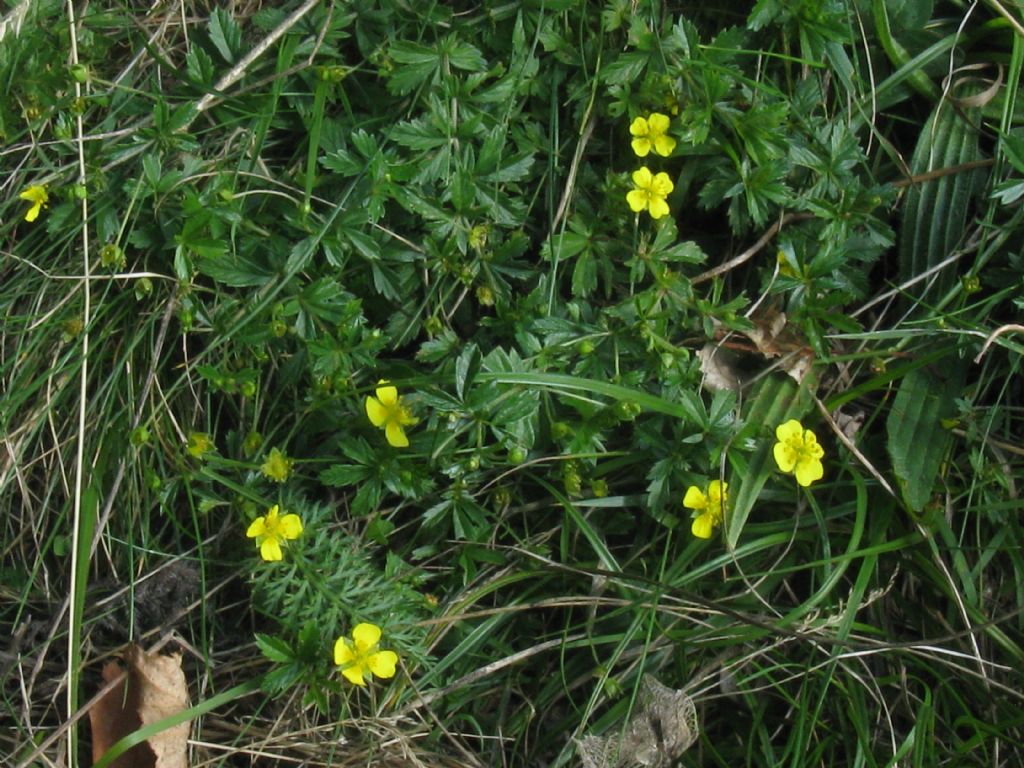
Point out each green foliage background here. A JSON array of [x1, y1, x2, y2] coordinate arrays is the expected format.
[[2, 0, 1024, 766]]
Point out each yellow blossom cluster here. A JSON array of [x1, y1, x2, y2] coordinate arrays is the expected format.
[[687, 420, 825, 541], [626, 113, 676, 220], [243, 509, 400, 687]]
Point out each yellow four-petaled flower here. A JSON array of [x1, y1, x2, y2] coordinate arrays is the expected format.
[[629, 113, 676, 158], [334, 622, 399, 686], [246, 504, 303, 561], [773, 419, 824, 487], [684, 479, 728, 539], [626, 167, 674, 220], [19, 185, 49, 223], [365, 380, 417, 448]]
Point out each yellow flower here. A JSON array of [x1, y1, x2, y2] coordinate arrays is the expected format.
[[260, 447, 293, 483], [246, 504, 303, 561], [365, 380, 417, 448], [629, 113, 676, 157], [684, 479, 728, 539], [334, 622, 399, 686], [773, 419, 824, 487], [19, 185, 49, 223], [626, 167, 674, 220]]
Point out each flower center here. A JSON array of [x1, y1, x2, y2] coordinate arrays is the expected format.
[[263, 515, 282, 539]]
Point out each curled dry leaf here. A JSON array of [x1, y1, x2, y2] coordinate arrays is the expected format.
[[577, 675, 698, 768], [90, 644, 190, 768]]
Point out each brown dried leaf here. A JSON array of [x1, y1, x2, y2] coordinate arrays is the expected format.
[[576, 676, 698, 768], [90, 645, 190, 768]]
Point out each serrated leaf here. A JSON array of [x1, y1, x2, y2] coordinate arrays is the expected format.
[[208, 8, 241, 64], [886, 362, 965, 511], [388, 40, 439, 95], [455, 342, 481, 400], [185, 45, 215, 86], [321, 149, 364, 176], [601, 51, 650, 84], [196, 253, 274, 287], [391, 117, 448, 150], [572, 249, 597, 297], [444, 37, 486, 72], [255, 633, 293, 664], [319, 464, 371, 487]]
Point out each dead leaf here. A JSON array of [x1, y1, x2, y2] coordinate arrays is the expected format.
[[697, 343, 743, 392], [90, 644, 190, 768], [577, 675, 698, 768]]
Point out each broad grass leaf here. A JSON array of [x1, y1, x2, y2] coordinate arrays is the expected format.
[[886, 362, 965, 512], [898, 104, 986, 305]]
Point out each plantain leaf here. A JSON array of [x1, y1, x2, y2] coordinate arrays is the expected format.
[[898, 103, 986, 305], [886, 360, 965, 511], [725, 373, 817, 550]]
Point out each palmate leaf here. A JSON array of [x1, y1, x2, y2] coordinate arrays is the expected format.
[[886, 359, 965, 512], [208, 8, 241, 64]]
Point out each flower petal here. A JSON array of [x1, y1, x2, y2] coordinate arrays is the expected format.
[[707, 480, 727, 505], [365, 396, 388, 426], [653, 134, 677, 157], [334, 636, 355, 666], [647, 113, 670, 134], [341, 663, 367, 686], [648, 197, 670, 220], [367, 650, 398, 679], [651, 172, 674, 196], [260, 538, 283, 561], [375, 383, 399, 405], [626, 189, 649, 213], [385, 422, 409, 448], [24, 203, 42, 222], [629, 116, 649, 137], [279, 514, 303, 540], [246, 517, 266, 538], [775, 419, 802, 442], [352, 622, 382, 653], [631, 167, 653, 187], [631, 137, 652, 157], [805, 432, 824, 459], [773, 442, 797, 473], [682, 486, 707, 511], [691, 512, 715, 539], [795, 457, 824, 487]]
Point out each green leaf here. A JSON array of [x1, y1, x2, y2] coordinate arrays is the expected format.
[[185, 45, 215, 86], [391, 116, 448, 151], [886, 361, 965, 512], [208, 8, 241, 64], [898, 104, 986, 303], [388, 40, 440, 95], [196, 253, 274, 287], [255, 633, 293, 664], [601, 51, 650, 84], [571, 249, 597, 297], [455, 342, 481, 400], [319, 464, 371, 487]]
